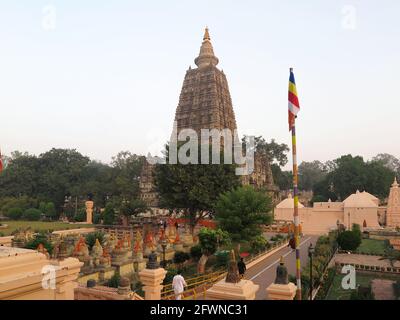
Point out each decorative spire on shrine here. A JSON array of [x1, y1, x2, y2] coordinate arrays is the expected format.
[[194, 27, 219, 68]]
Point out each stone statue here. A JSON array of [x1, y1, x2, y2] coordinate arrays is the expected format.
[[274, 256, 289, 285], [85, 199, 94, 224], [37, 243, 50, 259], [225, 250, 241, 283], [146, 251, 159, 269], [91, 239, 103, 268]]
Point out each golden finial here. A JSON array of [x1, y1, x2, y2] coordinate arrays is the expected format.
[[203, 26, 210, 41]]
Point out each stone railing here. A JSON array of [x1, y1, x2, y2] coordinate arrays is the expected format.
[[335, 261, 400, 274]]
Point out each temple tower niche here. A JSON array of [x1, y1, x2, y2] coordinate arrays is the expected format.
[[387, 177, 400, 228]]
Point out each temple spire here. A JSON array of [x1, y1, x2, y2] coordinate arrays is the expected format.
[[194, 27, 219, 68], [203, 26, 210, 40]]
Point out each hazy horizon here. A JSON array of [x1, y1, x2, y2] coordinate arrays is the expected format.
[[1, 1, 399, 167]]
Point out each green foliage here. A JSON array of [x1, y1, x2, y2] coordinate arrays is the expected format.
[[243, 136, 289, 167], [271, 164, 292, 191], [215, 250, 230, 268], [103, 203, 116, 225], [350, 286, 374, 300], [44, 202, 57, 219], [313, 154, 395, 201], [85, 231, 105, 250], [337, 230, 362, 251], [5, 207, 23, 220], [0, 196, 38, 217], [93, 213, 101, 224], [25, 232, 53, 254], [107, 273, 121, 288], [173, 251, 190, 265], [154, 143, 241, 229], [198, 228, 230, 256], [190, 244, 202, 261], [22, 208, 42, 221], [215, 186, 272, 242], [163, 268, 178, 285], [119, 198, 147, 217], [73, 210, 86, 222], [0, 149, 144, 216], [298, 161, 328, 191], [249, 235, 268, 254]]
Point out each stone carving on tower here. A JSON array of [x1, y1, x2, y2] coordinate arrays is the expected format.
[[387, 177, 400, 228]]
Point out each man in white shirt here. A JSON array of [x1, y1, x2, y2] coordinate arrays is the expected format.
[[172, 270, 187, 300]]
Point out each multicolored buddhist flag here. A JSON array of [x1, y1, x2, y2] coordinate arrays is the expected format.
[[288, 68, 300, 131]]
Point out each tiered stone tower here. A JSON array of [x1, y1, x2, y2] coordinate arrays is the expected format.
[[173, 27, 237, 134], [387, 177, 400, 228], [139, 28, 277, 209]]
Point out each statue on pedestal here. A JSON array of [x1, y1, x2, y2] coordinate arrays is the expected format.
[[275, 256, 289, 285], [91, 239, 104, 268], [85, 196, 94, 224], [146, 251, 159, 270], [73, 237, 92, 272]]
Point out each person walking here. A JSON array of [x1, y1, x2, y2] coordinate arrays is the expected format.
[[237, 257, 246, 279], [172, 270, 187, 300]]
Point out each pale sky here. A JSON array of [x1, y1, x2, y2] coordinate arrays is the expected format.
[[1, 1, 399, 165]]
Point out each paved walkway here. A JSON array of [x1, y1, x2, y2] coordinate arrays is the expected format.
[[244, 235, 319, 300]]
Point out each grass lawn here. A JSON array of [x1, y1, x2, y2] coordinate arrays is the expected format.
[[0, 220, 93, 236], [325, 273, 400, 300], [356, 239, 387, 255]]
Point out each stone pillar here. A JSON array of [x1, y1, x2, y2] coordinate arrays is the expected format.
[[206, 279, 259, 300], [138, 268, 167, 300], [85, 200, 94, 224]]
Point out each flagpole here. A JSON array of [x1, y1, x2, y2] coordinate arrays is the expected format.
[[290, 68, 302, 300]]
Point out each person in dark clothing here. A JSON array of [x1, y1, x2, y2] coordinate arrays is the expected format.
[[163, 220, 167, 230], [237, 258, 246, 278]]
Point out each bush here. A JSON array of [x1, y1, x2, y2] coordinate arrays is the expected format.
[[250, 235, 268, 254], [44, 202, 57, 219], [215, 250, 230, 268], [93, 213, 101, 224], [73, 210, 86, 222], [85, 231, 105, 250], [173, 251, 190, 265], [107, 273, 121, 288], [163, 268, 178, 285], [6, 207, 23, 220], [25, 232, 53, 254], [22, 208, 42, 221], [338, 230, 362, 251], [190, 245, 202, 261]]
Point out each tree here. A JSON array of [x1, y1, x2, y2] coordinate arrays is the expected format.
[[85, 231, 105, 250], [25, 232, 53, 254], [22, 208, 42, 221], [298, 161, 327, 191], [154, 144, 241, 233], [215, 186, 272, 242], [313, 154, 396, 201], [5, 207, 23, 220], [44, 202, 57, 220], [197, 228, 230, 274], [271, 164, 292, 191], [243, 136, 289, 167], [118, 198, 147, 226], [103, 203, 116, 225], [372, 153, 400, 172], [337, 230, 361, 251], [173, 251, 190, 269]]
